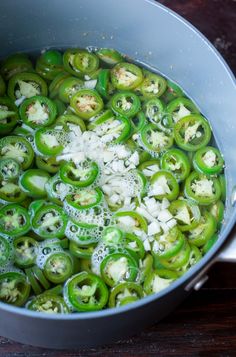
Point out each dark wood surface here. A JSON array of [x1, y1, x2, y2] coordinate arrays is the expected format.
[[1, 1, 236, 356]]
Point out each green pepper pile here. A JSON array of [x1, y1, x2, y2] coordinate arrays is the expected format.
[[0, 48, 225, 313]]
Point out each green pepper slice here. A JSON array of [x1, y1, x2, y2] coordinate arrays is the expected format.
[[0, 97, 18, 135], [69, 241, 95, 259], [0, 181, 26, 203], [56, 114, 86, 132], [13, 236, 38, 268], [19, 95, 57, 128], [193, 146, 224, 175], [140, 72, 167, 98], [58, 76, 84, 103], [34, 126, 65, 156], [97, 48, 123, 65], [31, 203, 68, 239], [125, 233, 145, 259], [169, 199, 201, 232], [8, 72, 48, 100], [70, 89, 104, 119], [64, 271, 108, 311], [19, 169, 50, 198], [45, 173, 74, 205], [0, 204, 30, 237], [36, 156, 61, 174], [87, 109, 114, 129], [150, 170, 179, 201], [202, 234, 218, 254], [27, 293, 69, 313], [60, 159, 99, 187], [161, 148, 191, 182], [167, 97, 199, 123], [152, 227, 185, 260], [130, 111, 147, 133], [138, 159, 160, 177], [144, 269, 177, 295], [143, 98, 165, 124], [73, 50, 99, 75], [0, 235, 13, 267], [0, 135, 34, 170], [100, 252, 138, 287], [140, 123, 174, 153], [207, 200, 224, 229], [161, 80, 184, 103], [184, 171, 221, 205], [1, 53, 33, 81], [65, 187, 103, 210], [43, 252, 73, 284], [187, 211, 217, 247], [36, 50, 64, 80], [0, 272, 31, 306], [157, 240, 191, 270], [111, 91, 141, 118], [111, 62, 143, 90], [91, 115, 131, 144], [108, 282, 143, 308], [174, 114, 211, 152], [49, 72, 71, 98], [114, 211, 148, 234], [0, 158, 20, 182], [96, 69, 110, 99], [139, 254, 153, 284]]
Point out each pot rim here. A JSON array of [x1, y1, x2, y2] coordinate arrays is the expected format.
[[0, 0, 235, 320]]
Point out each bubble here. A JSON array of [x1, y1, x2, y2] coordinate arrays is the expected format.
[[36, 239, 63, 269]]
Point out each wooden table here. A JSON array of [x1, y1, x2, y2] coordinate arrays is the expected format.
[[1, 1, 236, 356]]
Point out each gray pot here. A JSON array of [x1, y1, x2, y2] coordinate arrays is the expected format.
[[0, 0, 235, 349]]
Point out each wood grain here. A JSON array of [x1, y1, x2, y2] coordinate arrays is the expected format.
[[0, 1, 236, 356]]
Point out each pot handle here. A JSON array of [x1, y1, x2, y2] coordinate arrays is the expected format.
[[216, 227, 236, 262]]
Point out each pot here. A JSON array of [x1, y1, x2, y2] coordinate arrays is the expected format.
[[0, 0, 235, 349]]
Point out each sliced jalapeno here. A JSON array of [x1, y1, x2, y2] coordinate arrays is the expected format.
[[150, 170, 179, 201], [0, 181, 26, 203], [56, 114, 86, 132], [143, 98, 165, 124], [34, 126, 65, 156], [19, 95, 57, 128], [60, 159, 99, 187], [111, 62, 143, 90], [36, 50, 64, 80], [161, 148, 191, 182], [169, 199, 201, 232], [140, 123, 174, 153], [65, 187, 103, 210], [187, 211, 217, 247], [64, 271, 108, 311], [144, 269, 177, 295], [27, 293, 69, 313], [66, 220, 101, 246], [0, 204, 30, 237], [58, 76, 84, 103], [91, 115, 131, 144], [152, 227, 185, 260], [0, 135, 34, 170], [49, 72, 70, 98], [31, 203, 68, 239], [0, 272, 30, 306], [1, 54, 33, 81], [100, 252, 138, 287], [140, 72, 167, 98], [114, 211, 148, 234], [138, 159, 160, 177], [111, 91, 141, 118], [69, 241, 95, 259], [13, 236, 38, 268], [108, 282, 143, 308], [8, 72, 48, 100], [19, 169, 50, 198], [0, 158, 20, 182], [167, 97, 199, 123], [0, 235, 13, 267], [157, 240, 191, 270], [0, 97, 18, 135], [184, 171, 221, 205], [36, 156, 61, 174], [43, 252, 73, 284], [161, 80, 184, 103], [202, 234, 218, 254], [96, 69, 110, 99], [174, 114, 211, 152], [207, 200, 224, 229], [45, 173, 74, 205], [97, 48, 123, 65], [193, 146, 224, 175], [70, 89, 104, 119]]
